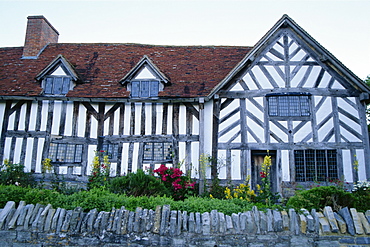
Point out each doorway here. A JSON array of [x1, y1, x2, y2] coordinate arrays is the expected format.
[[251, 150, 277, 192]]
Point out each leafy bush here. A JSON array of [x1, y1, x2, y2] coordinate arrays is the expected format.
[[352, 180, 370, 212], [0, 160, 35, 187], [87, 151, 111, 190], [286, 186, 355, 211], [0, 185, 31, 208], [154, 164, 196, 200], [109, 169, 171, 197]]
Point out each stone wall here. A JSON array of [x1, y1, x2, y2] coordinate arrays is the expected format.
[[0, 201, 369, 246]]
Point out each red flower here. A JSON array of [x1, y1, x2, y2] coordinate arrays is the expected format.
[[260, 172, 266, 178]]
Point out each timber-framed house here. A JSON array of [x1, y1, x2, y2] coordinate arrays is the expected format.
[[0, 15, 369, 194]]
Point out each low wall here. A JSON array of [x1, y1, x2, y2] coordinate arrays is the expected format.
[[0, 201, 369, 246]]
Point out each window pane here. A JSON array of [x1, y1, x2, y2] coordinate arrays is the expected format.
[[278, 96, 290, 116], [143, 142, 172, 162], [53, 77, 63, 95], [268, 95, 310, 117], [61, 78, 70, 94], [45, 78, 53, 94], [150, 81, 159, 97], [300, 96, 310, 116], [294, 150, 305, 182], [316, 150, 327, 181], [289, 96, 301, 116], [268, 97, 278, 116], [56, 143, 66, 162], [49, 143, 58, 162], [305, 150, 315, 181], [327, 150, 338, 180], [141, 81, 150, 98], [131, 81, 140, 97], [74, 145, 83, 162], [65, 144, 75, 163]]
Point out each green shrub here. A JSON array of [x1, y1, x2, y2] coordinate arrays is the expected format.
[[109, 169, 171, 197], [0, 160, 35, 187], [352, 180, 370, 212], [23, 188, 62, 206], [0, 185, 31, 207], [286, 186, 355, 211]]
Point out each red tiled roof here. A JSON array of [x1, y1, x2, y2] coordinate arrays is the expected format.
[[0, 43, 252, 98]]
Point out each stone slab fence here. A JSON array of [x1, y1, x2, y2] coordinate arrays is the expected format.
[[0, 201, 369, 246]]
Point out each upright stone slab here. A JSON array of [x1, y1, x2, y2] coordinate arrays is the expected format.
[[0, 201, 15, 229], [259, 211, 267, 234], [100, 211, 110, 233], [8, 201, 26, 229], [317, 212, 331, 234], [121, 209, 130, 234], [61, 209, 73, 232], [44, 208, 56, 232], [188, 212, 195, 233], [37, 204, 51, 231], [195, 212, 202, 234], [339, 207, 355, 236], [176, 210, 182, 235], [350, 208, 364, 235], [358, 212, 370, 235], [134, 207, 142, 233], [218, 212, 226, 233], [240, 212, 247, 233], [115, 206, 125, 234], [281, 210, 289, 231], [140, 208, 148, 233], [169, 210, 177, 236], [56, 208, 66, 233], [160, 205, 170, 235], [202, 212, 211, 235], [298, 213, 307, 234], [106, 207, 116, 232], [311, 209, 320, 233], [51, 207, 61, 232], [16, 203, 29, 228], [267, 209, 274, 232], [147, 209, 155, 232], [86, 208, 97, 233], [246, 211, 256, 233], [323, 206, 339, 233], [301, 209, 314, 233], [252, 206, 260, 234], [289, 209, 299, 235], [226, 215, 234, 234], [366, 210, 370, 224], [211, 210, 219, 233], [182, 211, 188, 232], [127, 211, 135, 233], [152, 206, 161, 234], [273, 210, 283, 232], [334, 212, 347, 234], [31, 207, 44, 231]]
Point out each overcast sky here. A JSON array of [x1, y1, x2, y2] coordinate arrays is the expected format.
[[0, 0, 369, 79]]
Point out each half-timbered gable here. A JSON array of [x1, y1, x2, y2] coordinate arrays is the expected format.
[[208, 15, 370, 193], [0, 15, 368, 193]]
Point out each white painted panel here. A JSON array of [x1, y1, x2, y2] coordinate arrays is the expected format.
[[77, 103, 86, 137], [246, 99, 263, 121], [24, 138, 34, 172], [87, 145, 97, 175], [190, 142, 200, 178], [315, 97, 332, 123], [247, 132, 257, 143], [229, 82, 244, 91], [231, 150, 241, 180], [340, 126, 361, 142], [90, 114, 98, 139], [0, 103, 5, 133], [246, 117, 264, 142], [338, 98, 359, 118], [266, 66, 284, 87], [91, 103, 99, 112], [156, 103, 163, 135], [134, 103, 142, 135], [51, 101, 62, 135], [317, 71, 331, 88], [243, 73, 258, 90], [132, 143, 139, 172], [179, 142, 186, 167], [293, 122, 312, 143], [339, 113, 362, 134], [145, 104, 152, 135], [35, 138, 45, 173], [134, 67, 156, 79], [110, 162, 117, 177], [167, 104, 173, 134], [28, 102, 38, 131], [8, 108, 15, 130], [217, 149, 227, 179], [290, 66, 308, 88], [18, 103, 26, 131], [121, 143, 129, 175], [290, 49, 306, 62], [302, 66, 321, 88], [332, 80, 345, 89], [342, 150, 353, 183], [251, 66, 273, 89], [281, 150, 290, 181], [103, 118, 109, 136], [179, 105, 186, 135], [40, 101, 49, 131], [273, 42, 284, 54], [356, 149, 366, 181], [59, 166, 68, 174], [64, 102, 73, 136], [124, 104, 131, 135], [219, 121, 240, 143], [266, 51, 283, 62], [204, 102, 214, 154], [13, 138, 23, 164], [51, 66, 67, 76], [270, 122, 288, 142], [3, 137, 11, 160], [192, 112, 199, 135], [73, 167, 82, 176], [113, 107, 120, 135], [318, 119, 334, 142]]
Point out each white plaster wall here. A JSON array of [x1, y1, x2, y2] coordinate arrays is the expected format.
[[24, 138, 34, 172], [281, 150, 290, 182], [64, 102, 73, 136], [35, 138, 45, 173], [356, 149, 366, 181], [77, 104, 86, 137], [342, 150, 353, 183], [51, 101, 62, 135]]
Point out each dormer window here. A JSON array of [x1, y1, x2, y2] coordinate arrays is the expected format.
[[36, 54, 79, 96], [120, 55, 169, 98], [44, 76, 71, 95], [131, 80, 159, 98]]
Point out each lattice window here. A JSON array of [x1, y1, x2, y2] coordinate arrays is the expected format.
[[48, 143, 83, 163], [44, 76, 71, 95], [102, 143, 119, 161], [267, 94, 310, 117], [294, 149, 338, 182], [131, 80, 159, 98], [143, 142, 173, 163]]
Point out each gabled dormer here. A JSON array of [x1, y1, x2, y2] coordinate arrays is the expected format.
[[120, 55, 169, 98], [36, 55, 79, 96]]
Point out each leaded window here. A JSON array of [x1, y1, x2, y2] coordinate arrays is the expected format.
[[143, 142, 173, 163], [48, 143, 83, 163], [267, 94, 310, 117], [102, 143, 119, 161], [294, 149, 338, 182], [44, 76, 71, 95], [131, 80, 159, 98]]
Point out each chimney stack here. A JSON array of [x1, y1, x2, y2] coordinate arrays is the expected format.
[[22, 16, 59, 58]]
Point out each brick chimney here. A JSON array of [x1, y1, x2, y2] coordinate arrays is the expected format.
[[22, 16, 59, 58]]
